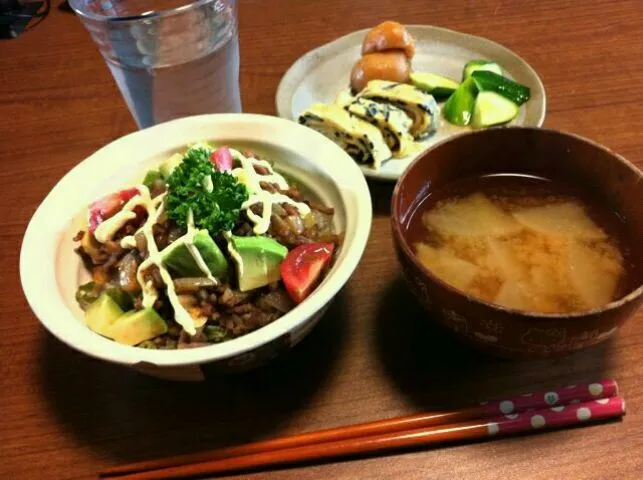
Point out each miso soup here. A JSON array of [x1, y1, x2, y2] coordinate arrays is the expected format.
[[408, 174, 636, 314]]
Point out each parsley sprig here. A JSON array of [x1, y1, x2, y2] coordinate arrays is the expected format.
[[165, 147, 248, 236]]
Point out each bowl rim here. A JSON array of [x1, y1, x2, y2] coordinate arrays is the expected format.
[[391, 126, 643, 319], [20, 113, 373, 367]]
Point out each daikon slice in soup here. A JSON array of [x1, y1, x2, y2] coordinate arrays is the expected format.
[[407, 174, 636, 314]]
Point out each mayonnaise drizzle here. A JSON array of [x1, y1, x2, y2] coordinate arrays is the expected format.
[[223, 231, 243, 277], [94, 191, 150, 244], [92, 185, 212, 336], [89, 147, 307, 336], [228, 149, 311, 235], [134, 208, 210, 335], [118, 192, 165, 249]]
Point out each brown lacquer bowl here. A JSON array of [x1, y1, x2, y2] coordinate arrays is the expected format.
[[391, 127, 643, 359]]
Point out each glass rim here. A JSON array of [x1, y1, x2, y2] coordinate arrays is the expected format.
[[68, 0, 218, 23]]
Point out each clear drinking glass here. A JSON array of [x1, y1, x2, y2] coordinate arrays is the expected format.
[[69, 0, 242, 129]]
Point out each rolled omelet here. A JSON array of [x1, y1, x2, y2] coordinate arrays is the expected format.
[[334, 89, 356, 108], [357, 80, 439, 139], [345, 97, 414, 157], [298, 103, 392, 169]]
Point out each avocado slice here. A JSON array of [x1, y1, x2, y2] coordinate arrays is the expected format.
[[104, 287, 134, 310], [159, 153, 184, 179], [229, 235, 288, 292], [193, 232, 228, 278], [142, 169, 164, 188], [109, 308, 168, 346], [162, 230, 228, 279], [84, 291, 124, 338]]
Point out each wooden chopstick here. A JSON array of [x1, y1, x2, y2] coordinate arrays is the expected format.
[[105, 396, 625, 480], [100, 379, 618, 478]]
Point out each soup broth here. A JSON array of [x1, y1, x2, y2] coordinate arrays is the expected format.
[[408, 174, 635, 314]]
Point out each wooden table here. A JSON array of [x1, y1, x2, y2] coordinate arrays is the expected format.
[[1, 1, 642, 478]]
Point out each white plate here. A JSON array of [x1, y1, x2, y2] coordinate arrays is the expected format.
[[19, 114, 372, 379], [276, 25, 547, 181]]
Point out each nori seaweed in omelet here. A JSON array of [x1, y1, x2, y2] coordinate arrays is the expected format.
[[357, 80, 439, 139], [345, 97, 414, 158], [298, 103, 392, 170]]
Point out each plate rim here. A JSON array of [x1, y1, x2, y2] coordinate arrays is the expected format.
[[275, 24, 547, 182]]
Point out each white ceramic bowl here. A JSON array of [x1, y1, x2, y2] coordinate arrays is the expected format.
[[20, 114, 372, 381]]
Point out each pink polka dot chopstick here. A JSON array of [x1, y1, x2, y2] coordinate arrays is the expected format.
[[100, 379, 623, 480]]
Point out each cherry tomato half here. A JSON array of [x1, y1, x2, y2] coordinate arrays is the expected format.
[[210, 146, 233, 172], [88, 187, 140, 233], [280, 242, 335, 304]]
